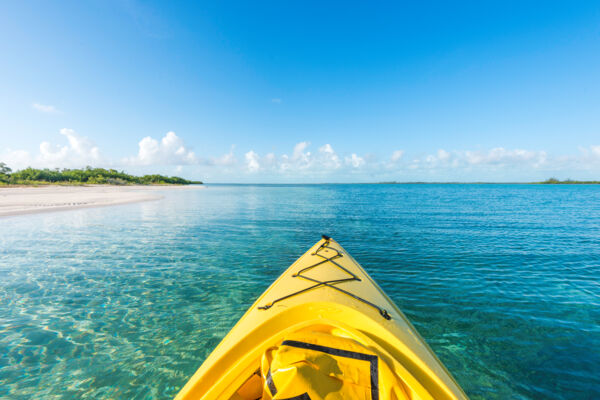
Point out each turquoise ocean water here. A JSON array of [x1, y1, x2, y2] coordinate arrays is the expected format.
[[1, 184, 599, 399]]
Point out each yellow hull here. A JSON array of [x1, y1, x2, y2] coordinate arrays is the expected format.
[[175, 237, 468, 399]]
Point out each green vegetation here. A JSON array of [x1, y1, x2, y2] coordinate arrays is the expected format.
[[538, 178, 600, 184], [0, 163, 202, 186]]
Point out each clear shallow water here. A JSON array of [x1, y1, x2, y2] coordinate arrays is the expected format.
[[0, 184, 599, 399]]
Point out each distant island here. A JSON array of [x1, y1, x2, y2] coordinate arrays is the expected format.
[[536, 178, 600, 184], [376, 178, 600, 184], [0, 163, 202, 186]]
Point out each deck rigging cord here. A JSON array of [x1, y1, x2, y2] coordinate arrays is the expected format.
[[258, 235, 391, 320]]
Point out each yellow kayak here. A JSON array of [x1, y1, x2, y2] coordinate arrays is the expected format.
[[175, 236, 468, 400]]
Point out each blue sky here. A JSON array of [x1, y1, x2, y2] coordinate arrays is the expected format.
[[1, 1, 599, 182]]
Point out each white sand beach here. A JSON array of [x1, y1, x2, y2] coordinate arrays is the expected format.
[[0, 185, 201, 217]]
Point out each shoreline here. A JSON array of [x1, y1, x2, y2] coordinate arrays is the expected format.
[[0, 185, 203, 218]]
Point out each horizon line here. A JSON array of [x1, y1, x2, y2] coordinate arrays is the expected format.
[[203, 180, 599, 185]]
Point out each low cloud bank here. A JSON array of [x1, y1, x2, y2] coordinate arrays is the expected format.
[[2, 129, 600, 182], [2, 128, 101, 169]]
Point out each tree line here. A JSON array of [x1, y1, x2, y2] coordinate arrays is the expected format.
[[0, 163, 202, 185], [538, 178, 600, 184]]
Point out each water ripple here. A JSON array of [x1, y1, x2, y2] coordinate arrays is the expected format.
[[0, 184, 599, 399]]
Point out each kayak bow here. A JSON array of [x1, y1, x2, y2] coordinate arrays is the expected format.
[[175, 236, 467, 400]]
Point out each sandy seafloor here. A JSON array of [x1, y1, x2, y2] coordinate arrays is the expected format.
[[0, 183, 598, 399]]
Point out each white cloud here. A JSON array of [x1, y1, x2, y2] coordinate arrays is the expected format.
[[463, 147, 545, 166], [405, 147, 549, 172], [391, 150, 404, 162], [1, 128, 101, 169], [1, 129, 202, 173], [211, 146, 236, 167], [436, 149, 450, 162], [572, 145, 600, 171], [345, 153, 365, 168], [290, 141, 311, 169], [238, 142, 356, 176], [60, 128, 101, 161], [245, 150, 260, 172], [1, 149, 31, 169], [32, 103, 59, 114], [125, 131, 196, 166], [292, 141, 309, 159], [262, 153, 278, 169], [318, 144, 342, 169], [3, 128, 600, 182]]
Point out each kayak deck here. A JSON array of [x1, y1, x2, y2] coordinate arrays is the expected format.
[[175, 237, 467, 400]]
